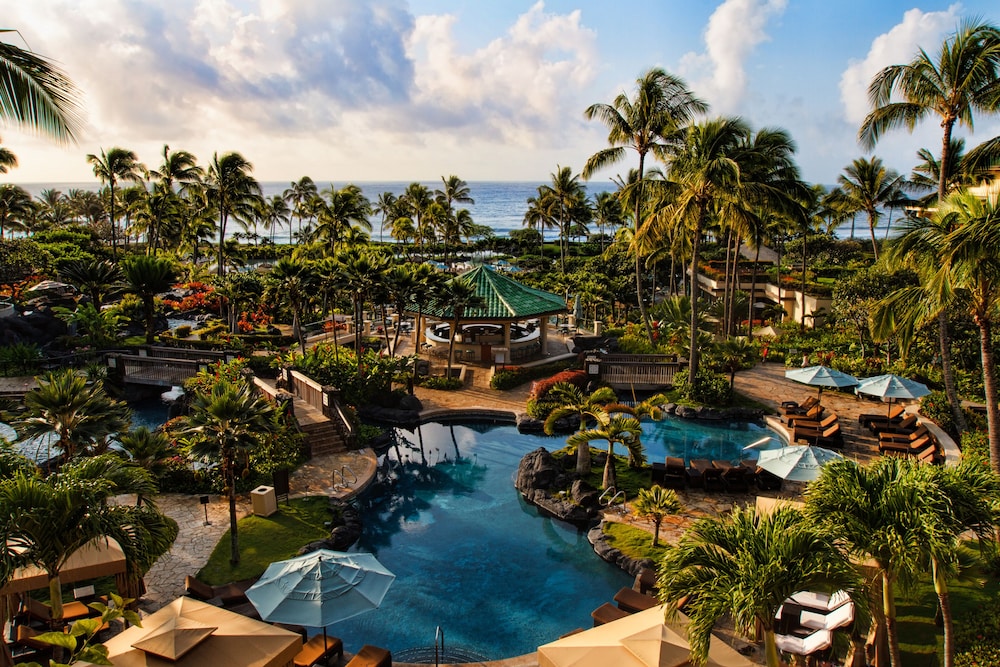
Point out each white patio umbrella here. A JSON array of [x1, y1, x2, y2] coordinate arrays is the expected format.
[[246, 550, 395, 644], [855, 374, 931, 416], [785, 366, 859, 397], [757, 445, 844, 483]]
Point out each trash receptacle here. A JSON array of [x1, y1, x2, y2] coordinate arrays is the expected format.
[[251, 485, 277, 517]]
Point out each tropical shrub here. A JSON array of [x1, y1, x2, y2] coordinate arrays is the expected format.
[[417, 376, 463, 390], [673, 368, 732, 405], [489, 361, 576, 391], [173, 325, 192, 338], [961, 429, 989, 460], [0, 342, 44, 376]]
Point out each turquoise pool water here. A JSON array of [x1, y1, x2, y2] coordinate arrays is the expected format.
[[331, 416, 777, 659]]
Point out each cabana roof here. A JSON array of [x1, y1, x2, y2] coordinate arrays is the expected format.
[[417, 265, 567, 321]]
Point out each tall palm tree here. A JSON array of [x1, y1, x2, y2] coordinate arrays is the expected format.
[[435, 175, 474, 211], [0, 183, 33, 239], [542, 383, 618, 474], [117, 426, 174, 506], [122, 255, 177, 345], [86, 147, 145, 257], [283, 176, 318, 243], [932, 192, 1000, 471], [658, 504, 861, 667], [399, 183, 434, 259], [859, 18, 1000, 435], [205, 152, 262, 278], [0, 142, 16, 174], [592, 190, 625, 254], [373, 191, 399, 244], [641, 118, 805, 379], [523, 189, 557, 258], [267, 258, 316, 353], [149, 144, 203, 192], [836, 156, 907, 260], [566, 411, 642, 490], [539, 166, 591, 273], [14, 369, 131, 461], [258, 194, 291, 246], [313, 184, 372, 254], [583, 68, 707, 338], [178, 379, 275, 565], [805, 457, 946, 667], [0, 34, 83, 143], [337, 248, 390, 365]]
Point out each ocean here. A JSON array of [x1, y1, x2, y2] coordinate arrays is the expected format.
[[11, 180, 895, 243]]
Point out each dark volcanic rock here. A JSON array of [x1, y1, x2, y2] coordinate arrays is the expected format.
[[514, 448, 600, 525], [297, 500, 363, 554]]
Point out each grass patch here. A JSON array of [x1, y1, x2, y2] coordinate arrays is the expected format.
[[198, 496, 332, 584], [551, 446, 652, 499], [602, 521, 669, 562]]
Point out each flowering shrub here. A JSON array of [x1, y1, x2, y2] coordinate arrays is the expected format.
[[528, 369, 588, 400]]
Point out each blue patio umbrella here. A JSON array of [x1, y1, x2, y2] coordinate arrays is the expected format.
[[855, 373, 931, 416], [247, 550, 395, 643], [757, 444, 844, 483], [785, 365, 859, 397]]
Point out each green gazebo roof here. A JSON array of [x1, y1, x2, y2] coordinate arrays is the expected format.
[[419, 265, 567, 321]]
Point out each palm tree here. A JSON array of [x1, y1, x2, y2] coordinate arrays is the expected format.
[[205, 151, 262, 278], [438, 277, 485, 379], [283, 176, 318, 243], [436, 175, 475, 211], [59, 258, 123, 307], [117, 426, 174, 505], [373, 191, 399, 244], [592, 190, 625, 254], [0, 142, 16, 174], [267, 258, 316, 353], [149, 144, 203, 192], [0, 34, 83, 143], [566, 411, 642, 490], [712, 336, 758, 388], [337, 248, 390, 364], [399, 183, 434, 259], [14, 369, 131, 461], [178, 379, 275, 565], [86, 147, 145, 257], [258, 194, 291, 246], [805, 457, 946, 667], [542, 383, 618, 474], [538, 166, 591, 274], [836, 157, 907, 260], [313, 184, 372, 254], [859, 18, 1000, 434], [583, 68, 707, 338], [523, 189, 557, 258], [122, 255, 177, 345], [0, 183, 33, 239], [657, 504, 861, 667], [932, 192, 1000, 471], [631, 485, 681, 546]]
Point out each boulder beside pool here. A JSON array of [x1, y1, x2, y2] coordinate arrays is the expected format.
[[514, 447, 600, 525]]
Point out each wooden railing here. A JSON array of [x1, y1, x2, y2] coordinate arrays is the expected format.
[[107, 354, 205, 387], [285, 369, 357, 447], [595, 354, 684, 390]]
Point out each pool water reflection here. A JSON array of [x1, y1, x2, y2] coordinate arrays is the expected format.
[[333, 416, 777, 659]]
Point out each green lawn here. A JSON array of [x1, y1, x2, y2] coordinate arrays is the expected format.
[[197, 496, 332, 584]]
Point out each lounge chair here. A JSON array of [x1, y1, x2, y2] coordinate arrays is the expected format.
[[20, 597, 93, 627], [294, 634, 344, 667], [784, 404, 823, 426], [184, 575, 252, 606], [914, 442, 942, 465], [879, 435, 932, 456], [871, 414, 918, 435], [787, 413, 838, 432], [781, 396, 819, 416], [614, 587, 659, 613], [686, 458, 713, 489], [792, 423, 842, 447], [878, 425, 928, 444], [858, 404, 905, 428], [633, 568, 658, 595], [663, 456, 688, 489], [12, 626, 53, 664], [345, 644, 392, 667], [701, 465, 726, 493], [722, 465, 752, 493], [591, 602, 631, 626]]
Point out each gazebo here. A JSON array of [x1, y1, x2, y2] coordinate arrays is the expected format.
[[410, 265, 567, 365]]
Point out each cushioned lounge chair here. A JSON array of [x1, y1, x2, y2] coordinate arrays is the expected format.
[[20, 597, 93, 627], [879, 435, 932, 456], [613, 587, 659, 613], [792, 423, 842, 447], [591, 602, 631, 626], [784, 404, 823, 426], [345, 644, 392, 667], [914, 442, 942, 465], [878, 425, 928, 444], [871, 414, 918, 435], [787, 413, 838, 432], [781, 396, 819, 415], [294, 634, 344, 667], [722, 465, 752, 493], [859, 404, 905, 428], [12, 626, 53, 663], [184, 575, 253, 606]]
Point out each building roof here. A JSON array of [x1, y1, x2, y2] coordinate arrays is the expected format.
[[420, 264, 567, 321]]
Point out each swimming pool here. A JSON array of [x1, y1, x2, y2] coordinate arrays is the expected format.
[[331, 416, 778, 660]]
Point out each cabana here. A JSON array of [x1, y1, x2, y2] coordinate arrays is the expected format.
[[412, 265, 568, 365]]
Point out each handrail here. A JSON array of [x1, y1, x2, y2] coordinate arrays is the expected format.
[[332, 465, 358, 489], [434, 626, 444, 667], [599, 488, 627, 514]]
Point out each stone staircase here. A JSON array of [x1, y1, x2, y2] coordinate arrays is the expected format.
[[300, 420, 348, 456]]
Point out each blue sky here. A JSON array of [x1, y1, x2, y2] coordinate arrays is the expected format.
[[3, 1, 999, 187]]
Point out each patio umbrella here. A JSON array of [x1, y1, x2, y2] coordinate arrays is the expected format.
[[757, 445, 844, 483], [752, 325, 780, 338], [246, 550, 394, 644], [855, 373, 931, 416], [785, 366, 859, 397]]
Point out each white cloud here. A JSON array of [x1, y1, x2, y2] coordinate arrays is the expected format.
[[839, 5, 961, 125], [679, 0, 788, 114]]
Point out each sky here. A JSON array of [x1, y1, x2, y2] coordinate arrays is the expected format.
[[3, 0, 1000, 187]]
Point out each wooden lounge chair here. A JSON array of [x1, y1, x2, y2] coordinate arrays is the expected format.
[[781, 396, 819, 416], [633, 568, 658, 595], [722, 465, 752, 493], [878, 425, 928, 444], [914, 442, 942, 465], [879, 435, 932, 456], [12, 626, 53, 664], [793, 423, 842, 447], [784, 404, 823, 426], [614, 587, 659, 613], [184, 575, 252, 606], [787, 413, 838, 432], [871, 414, 918, 435], [21, 597, 93, 627], [858, 404, 905, 428], [687, 458, 713, 489], [345, 644, 392, 667], [591, 602, 631, 626], [701, 465, 726, 493], [294, 634, 344, 667], [663, 456, 688, 489]]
